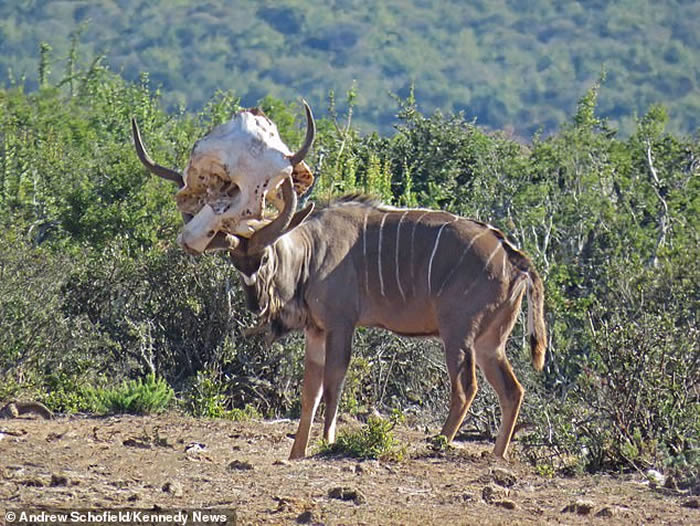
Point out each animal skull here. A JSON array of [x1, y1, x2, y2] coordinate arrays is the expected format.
[[132, 102, 315, 253]]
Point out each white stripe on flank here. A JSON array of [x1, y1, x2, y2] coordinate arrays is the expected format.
[[436, 229, 489, 296], [464, 243, 502, 295], [484, 243, 502, 269], [378, 213, 388, 297], [363, 209, 369, 295], [427, 219, 457, 295], [527, 276, 534, 335], [410, 211, 431, 295], [502, 250, 508, 280], [395, 211, 409, 302]]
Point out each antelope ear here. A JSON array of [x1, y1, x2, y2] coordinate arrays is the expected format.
[[285, 203, 315, 234]]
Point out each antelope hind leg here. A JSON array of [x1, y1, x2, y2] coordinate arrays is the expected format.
[[477, 349, 524, 459]]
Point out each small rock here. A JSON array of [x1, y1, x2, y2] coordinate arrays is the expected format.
[[491, 467, 517, 488], [328, 486, 366, 504], [184, 442, 206, 453], [127, 494, 139, 502], [663, 473, 679, 490], [354, 463, 364, 474], [681, 497, 699, 509], [50, 474, 69, 487], [482, 484, 509, 504], [645, 469, 665, 486], [459, 492, 476, 502], [494, 499, 517, 510], [562, 499, 595, 515], [595, 506, 614, 518], [274, 496, 298, 513], [20, 478, 45, 487], [227, 459, 254, 471], [295, 510, 315, 524], [123, 438, 151, 449], [272, 459, 289, 466], [162, 481, 183, 497], [274, 496, 313, 514]]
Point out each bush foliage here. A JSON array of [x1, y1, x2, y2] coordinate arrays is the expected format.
[[320, 411, 406, 461], [0, 50, 697, 482], [90, 373, 174, 415]]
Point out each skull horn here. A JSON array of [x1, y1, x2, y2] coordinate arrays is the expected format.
[[131, 118, 185, 188], [287, 101, 315, 167]]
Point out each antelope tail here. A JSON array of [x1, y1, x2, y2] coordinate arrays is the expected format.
[[526, 267, 547, 371]]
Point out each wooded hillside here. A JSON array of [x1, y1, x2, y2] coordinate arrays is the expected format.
[[1, 0, 698, 136]]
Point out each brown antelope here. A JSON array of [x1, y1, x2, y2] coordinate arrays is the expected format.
[[133, 116, 547, 461]]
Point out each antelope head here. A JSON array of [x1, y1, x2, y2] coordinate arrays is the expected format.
[[225, 176, 314, 314]]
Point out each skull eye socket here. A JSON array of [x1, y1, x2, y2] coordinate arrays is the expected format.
[[221, 180, 240, 198]]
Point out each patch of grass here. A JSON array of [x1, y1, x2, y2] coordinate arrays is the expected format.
[[91, 374, 174, 415], [428, 434, 451, 452], [319, 410, 406, 461], [223, 405, 262, 421], [535, 463, 556, 478], [183, 369, 262, 420]]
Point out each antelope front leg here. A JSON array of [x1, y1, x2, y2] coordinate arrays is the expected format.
[[440, 340, 478, 442], [322, 327, 353, 445], [289, 328, 326, 460]]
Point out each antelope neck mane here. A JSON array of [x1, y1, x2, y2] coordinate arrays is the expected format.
[[321, 193, 397, 212]]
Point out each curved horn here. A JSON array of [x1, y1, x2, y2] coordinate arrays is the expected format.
[[249, 176, 297, 252], [204, 231, 241, 253], [131, 118, 185, 188], [287, 101, 315, 166]]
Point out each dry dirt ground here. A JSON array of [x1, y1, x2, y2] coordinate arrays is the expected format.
[[1, 413, 697, 525]]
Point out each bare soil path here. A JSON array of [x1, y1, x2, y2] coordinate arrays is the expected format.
[[1, 414, 696, 525]]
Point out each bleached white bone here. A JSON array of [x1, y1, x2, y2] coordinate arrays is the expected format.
[[175, 108, 312, 238], [132, 103, 314, 251], [176, 204, 221, 253]]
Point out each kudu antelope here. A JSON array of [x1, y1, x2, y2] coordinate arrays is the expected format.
[[132, 111, 547, 461]]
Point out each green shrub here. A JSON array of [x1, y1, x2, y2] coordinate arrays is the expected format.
[[42, 372, 101, 414], [320, 410, 406, 461], [521, 258, 699, 479], [184, 369, 261, 421], [91, 374, 174, 415]]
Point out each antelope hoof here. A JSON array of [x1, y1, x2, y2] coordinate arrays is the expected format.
[[491, 449, 510, 461], [288, 448, 307, 460]]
